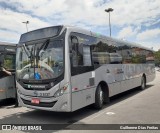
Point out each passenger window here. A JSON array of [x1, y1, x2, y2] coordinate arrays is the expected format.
[[91, 40, 118, 65], [91, 42, 104, 65], [131, 47, 146, 63], [4, 54, 16, 70], [83, 45, 91, 66], [146, 50, 154, 64], [92, 51, 110, 65]]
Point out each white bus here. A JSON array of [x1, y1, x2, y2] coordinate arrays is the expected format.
[[0, 42, 16, 101], [16, 26, 155, 112]]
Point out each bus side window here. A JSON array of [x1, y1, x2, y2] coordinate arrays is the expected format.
[[83, 45, 92, 66], [70, 36, 83, 67], [4, 54, 16, 71]]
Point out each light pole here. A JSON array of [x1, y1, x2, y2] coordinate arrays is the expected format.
[[22, 21, 29, 32], [105, 8, 114, 37]]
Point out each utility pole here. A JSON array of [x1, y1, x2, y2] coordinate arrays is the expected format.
[[105, 8, 114, 37], [22, 21, 29, 32]]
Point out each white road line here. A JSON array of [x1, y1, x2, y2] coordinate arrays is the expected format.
[[85, 110, 107, 122]]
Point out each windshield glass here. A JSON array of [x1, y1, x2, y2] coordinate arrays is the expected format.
[[16, 39, 64, 80]]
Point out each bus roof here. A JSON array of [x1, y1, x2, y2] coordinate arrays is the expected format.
[[19, 25, 153, 51], [0, 41, 16, 46], [64, 25, 153, 51]]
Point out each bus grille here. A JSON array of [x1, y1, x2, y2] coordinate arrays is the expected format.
[[21, 98, 57, 108], [23, 87, 50, 91]]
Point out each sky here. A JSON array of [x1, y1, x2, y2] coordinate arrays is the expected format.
[[0, 0, 160, 51]]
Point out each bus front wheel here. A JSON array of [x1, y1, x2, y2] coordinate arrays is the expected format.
[[94, 85, 104, 109]]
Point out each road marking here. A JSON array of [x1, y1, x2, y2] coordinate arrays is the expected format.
[[85, 110, 107, 122], [106, 112, 115, 115], [84, 111, 116, 122]]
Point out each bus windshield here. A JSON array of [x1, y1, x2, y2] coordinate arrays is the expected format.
[[16, 39, 64, 80]]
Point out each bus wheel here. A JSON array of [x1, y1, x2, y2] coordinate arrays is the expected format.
[[140, 76, 146, 90], [94, 85, 104, 109]]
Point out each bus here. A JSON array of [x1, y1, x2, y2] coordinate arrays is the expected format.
[[16, 25, 155, 112], [0, 42, 16, 101]]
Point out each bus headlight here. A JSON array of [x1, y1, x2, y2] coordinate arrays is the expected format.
[[54, 84, 68, 97]]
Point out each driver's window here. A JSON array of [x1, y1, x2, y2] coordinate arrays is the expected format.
[[71, 36, 83, 67], [70, 33, 94, 76]]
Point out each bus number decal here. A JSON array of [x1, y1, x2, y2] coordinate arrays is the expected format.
[[39, 93, 50, 97]]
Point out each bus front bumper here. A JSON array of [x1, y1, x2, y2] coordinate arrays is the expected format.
[[17, 92, 71, 112]]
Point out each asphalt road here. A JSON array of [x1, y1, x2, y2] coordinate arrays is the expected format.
[[0, 71, 160, 133]]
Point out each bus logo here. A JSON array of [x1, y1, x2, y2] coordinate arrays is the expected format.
[[28, 85, 31, 88], [2, 125, 11, 130]]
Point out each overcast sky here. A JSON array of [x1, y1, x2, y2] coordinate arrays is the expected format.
[[0, 0, 160, 50]]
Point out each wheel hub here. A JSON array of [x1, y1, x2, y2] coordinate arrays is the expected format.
[[100, 89, 103, 104]]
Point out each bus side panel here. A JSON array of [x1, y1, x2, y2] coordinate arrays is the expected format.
[[146, 73, 155, 83], [145, 64, 155, 83], [0, 77, 7, 100], [120, 64, 142, 92], [6, 76, 16, 99], [108, 82, 121, 97], [94, 64, 124, 97], [120, 77, 141, 93], [120, 64, 155, 93], [71, 72, 95, 111], [0, 76, 15, 100]]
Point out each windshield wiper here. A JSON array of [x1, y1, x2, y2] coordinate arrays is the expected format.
[[22, 43, 35, 68], [22, 43, 30, 57], [35, 39, 50, 66], [30, 46, 34, 68], [36, 39, 50, 57]]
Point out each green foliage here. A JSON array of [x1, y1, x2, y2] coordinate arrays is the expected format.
[[154, 51, 160, 66], [3, 55, 15, 70], [4, 59, 13, 69], [131, 55, 146, 64], [92, 41, 117, 53], [23, 60, 29, 66]]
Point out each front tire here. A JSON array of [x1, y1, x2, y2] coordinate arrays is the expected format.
[[94, 85, 104, 109]]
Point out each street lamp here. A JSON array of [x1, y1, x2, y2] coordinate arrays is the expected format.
[[22, 21, 29, 32], [105, 8, 114, 37]]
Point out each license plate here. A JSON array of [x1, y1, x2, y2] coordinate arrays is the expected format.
[[31, 98, 40, 104]]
